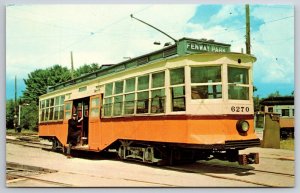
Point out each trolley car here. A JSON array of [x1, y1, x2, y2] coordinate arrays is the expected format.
[[39, 37, 260, 165]]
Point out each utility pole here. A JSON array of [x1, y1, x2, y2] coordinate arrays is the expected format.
[[71, 51, 74, 79], [14, 75, 17, 132], [245, 4, 251, 55]]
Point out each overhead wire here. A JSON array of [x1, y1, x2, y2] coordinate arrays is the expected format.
[[7, 5, 95, 34], [25, 5, 153, 67]]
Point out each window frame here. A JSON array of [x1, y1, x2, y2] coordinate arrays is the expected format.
[[102, 70, 167, 117], [227, 66, 250, 101], [39, 95, 65, 123], [90, 95, 101, 118], [281, 109, 290, 117], [190, 65, 222, 100], [169, 67, 186, 112]]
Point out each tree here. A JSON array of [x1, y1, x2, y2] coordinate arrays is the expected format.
[[6, 99, 17, 129], [74, 63, 100, 78], [253, 86, 261, 112], [19, 101, 39, 131], [23, 65, 72, 104], [268, 90, 281, 98]]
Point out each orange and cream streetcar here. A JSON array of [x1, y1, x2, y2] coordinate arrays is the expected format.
[[39, 37, 260, 165]]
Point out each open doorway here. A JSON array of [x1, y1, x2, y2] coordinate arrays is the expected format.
[[72, 97, 89, 145]]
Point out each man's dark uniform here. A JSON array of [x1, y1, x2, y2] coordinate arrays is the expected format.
[[66, 114, 82, 157], [67, 118, 81, 146]]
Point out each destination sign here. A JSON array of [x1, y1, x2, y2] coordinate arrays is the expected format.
[[186, 41, 230, 53]]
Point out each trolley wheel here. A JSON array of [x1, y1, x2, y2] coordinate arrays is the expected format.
[[238, 154, 247, 165], [250, 153, 259, 164], [51, 138, 58, 151], [62, 146, 67, 154]]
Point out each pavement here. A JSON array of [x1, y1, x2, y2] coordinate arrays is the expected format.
[[5, 138, 295, 187]]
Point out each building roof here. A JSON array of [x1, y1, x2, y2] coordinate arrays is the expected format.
[[260, 96, 294, 106]]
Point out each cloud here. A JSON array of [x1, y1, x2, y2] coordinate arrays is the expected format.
[[6, 4, 294, 99], [6, 4, 197, 82], [208, 5, 242, 25], [251, 5, 294, 84]]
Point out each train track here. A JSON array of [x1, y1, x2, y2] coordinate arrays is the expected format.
[[6, 162, 72, 187], [165, 162, 294, 187], [6, 137, 52, 150], [6, 135, 294, 187]]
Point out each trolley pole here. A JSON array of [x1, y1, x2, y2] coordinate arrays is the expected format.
[[130, 14, 177, 43], [245, 4, 251, 55]]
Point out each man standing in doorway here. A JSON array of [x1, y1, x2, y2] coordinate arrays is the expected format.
[[66, 113, 83, 158]]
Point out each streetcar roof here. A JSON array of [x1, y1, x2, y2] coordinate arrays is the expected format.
[[45, 37, 251, 93]]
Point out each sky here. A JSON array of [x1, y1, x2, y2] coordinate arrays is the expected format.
[[6, 4, 294, 100]]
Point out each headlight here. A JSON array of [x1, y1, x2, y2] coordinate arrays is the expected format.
[[236, 120, 249, 133]]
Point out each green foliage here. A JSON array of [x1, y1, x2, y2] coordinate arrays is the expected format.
[[23, 65, 72, 104], [253, 96, 262, 112], [268, 90, 281, 98], [19, 102, 39, 131], [13, 63, 100, 132], [6, 99, 17, 129], [74, 63, 99, 78]]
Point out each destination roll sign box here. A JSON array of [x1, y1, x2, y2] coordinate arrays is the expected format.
[[186, 41, 230, 53]]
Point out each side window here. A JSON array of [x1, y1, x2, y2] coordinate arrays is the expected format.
[[44, 99, 50, 121], [170, 68, 185, 111], [40, 100, 45, 122], [151, 71, 165, 113], [64, 101, 72, 120], [90, 96, 100, 117], [124, 93, 135, 115], [105, 83, 113, 97], [39, 94, 66, 122], [137, 91, 149, 114], [137, 75, 150, 114], [103, 97, 112, 117], [124, 78, 136, 115], [113, 95, 123, 116], [59, 95, 65, 120], [103, 83, 114, 117]]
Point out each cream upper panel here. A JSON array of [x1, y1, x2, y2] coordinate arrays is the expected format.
[[40, 53, 255, 116]]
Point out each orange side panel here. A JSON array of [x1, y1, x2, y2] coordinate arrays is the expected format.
[[89, 117, 101, 150], [39, 121, 68, 145], [40, 115, 258, 151]]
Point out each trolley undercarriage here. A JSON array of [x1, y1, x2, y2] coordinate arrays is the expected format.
[[116, 139, 260, 165]]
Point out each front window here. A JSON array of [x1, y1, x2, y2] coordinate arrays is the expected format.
[[191, 66, 222, 99], [228, 67, 249, 100]]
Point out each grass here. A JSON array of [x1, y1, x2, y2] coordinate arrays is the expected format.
[[6, 128, 38, 136], [280, 138, 294, 150]]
